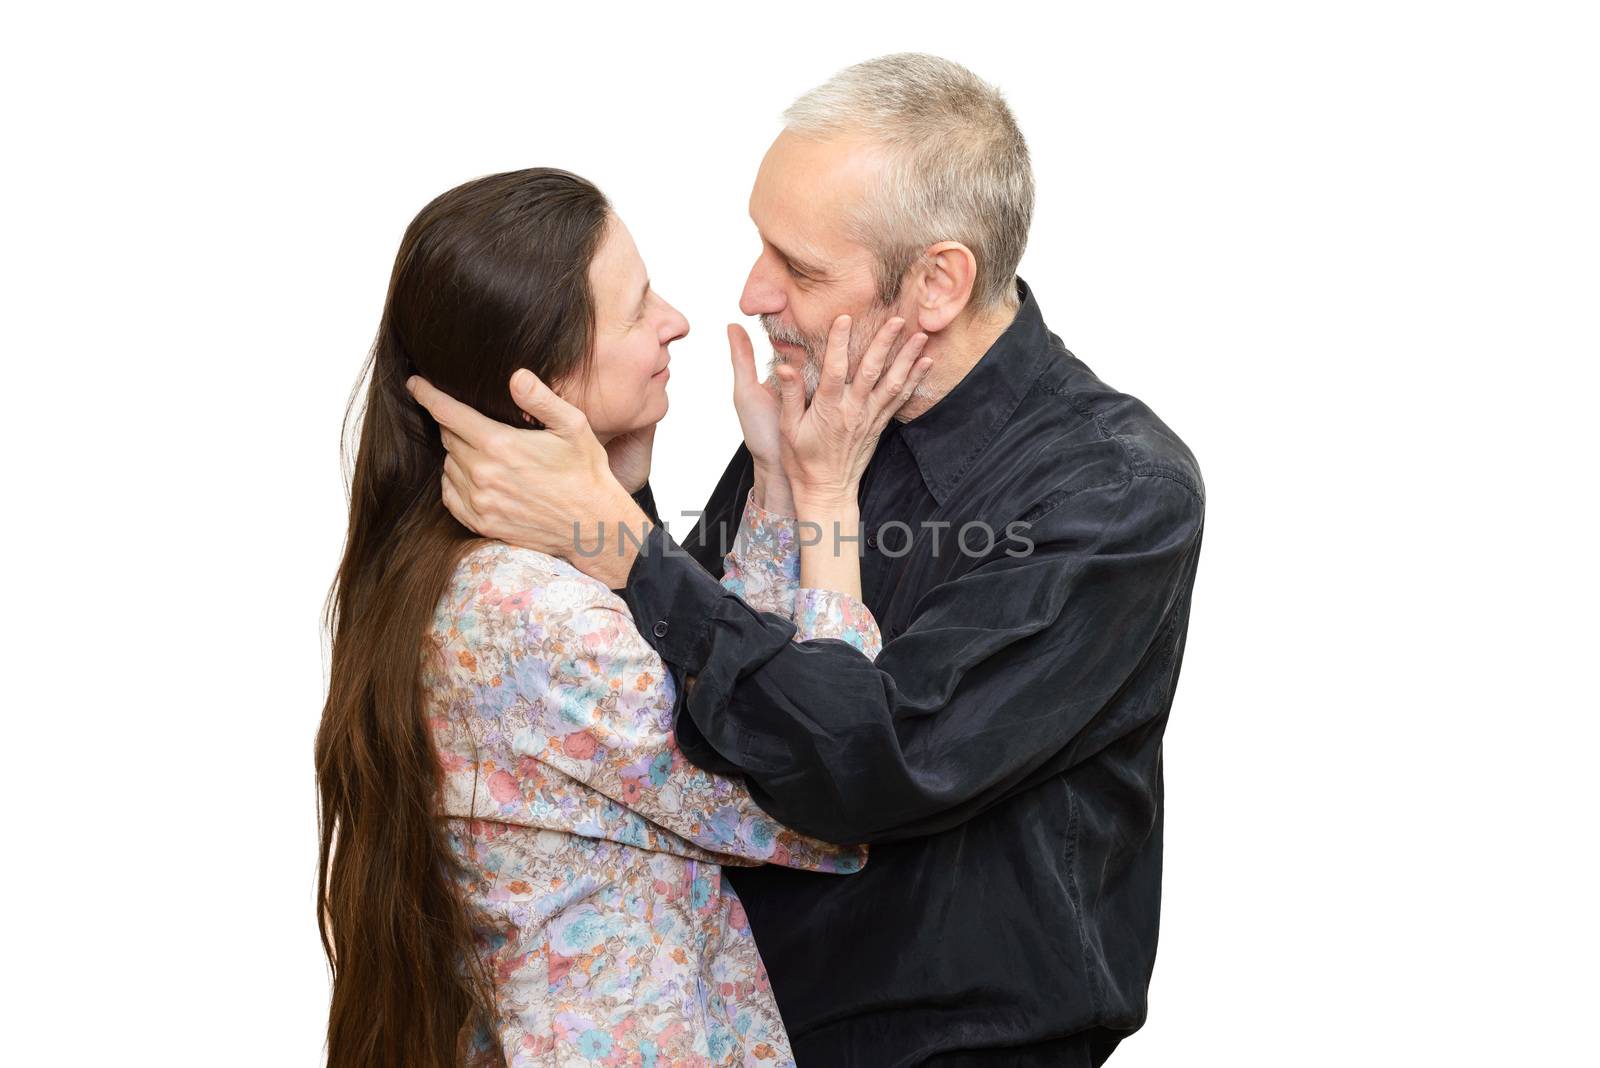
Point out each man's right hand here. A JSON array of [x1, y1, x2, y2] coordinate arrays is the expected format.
[[406, 371, 650, 589]]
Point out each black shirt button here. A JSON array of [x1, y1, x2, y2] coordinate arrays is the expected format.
[[866, 532, 878, 549], [652, 620, 669, 638]]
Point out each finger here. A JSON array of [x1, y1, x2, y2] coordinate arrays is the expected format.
[[440, 469, 477, 530], [509, 368, 588, 438], [443, 449, 477, 494], [728, 324, 757, 392], [816, 314, 850, 407], [872, 331, 930, 412], [775, 364, 805, 440], [438, 425, 483, 463], [762, 342, 797, 399], [874, 355, 934, 430], [907, 355, 933, 398], [407, 375, 497, 450], [848, 317, 905, 407]]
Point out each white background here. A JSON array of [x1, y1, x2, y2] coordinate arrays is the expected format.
[[4, 2, 1596, 1063]]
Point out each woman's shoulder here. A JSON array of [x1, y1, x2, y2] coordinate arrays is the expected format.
[[428, 541, 655, 722]]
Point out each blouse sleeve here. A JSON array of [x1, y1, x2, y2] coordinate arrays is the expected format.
[[718, 487, 800, 617], [719, 488, 885, 659], [479, 555, 866, 873]]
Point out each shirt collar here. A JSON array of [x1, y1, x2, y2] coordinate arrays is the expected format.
[[895, 277, 1054, 505]]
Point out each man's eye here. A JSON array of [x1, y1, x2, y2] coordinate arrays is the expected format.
[[785, 262, 808, 281]]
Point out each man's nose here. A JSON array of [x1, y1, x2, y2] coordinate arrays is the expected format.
[[739, 258, 784, 317]]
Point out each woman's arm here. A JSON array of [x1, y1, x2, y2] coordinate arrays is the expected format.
[[462, 549, 877, 871], [719, 484, 885, 660], [718, 487, 800, 617]]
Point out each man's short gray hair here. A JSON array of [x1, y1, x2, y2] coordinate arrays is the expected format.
[[783, 53, 1034, 311]]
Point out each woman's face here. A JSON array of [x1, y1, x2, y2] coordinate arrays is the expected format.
[[558, 214, 689, 440]]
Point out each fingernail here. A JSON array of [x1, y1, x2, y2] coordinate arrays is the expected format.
[[404, 376, 417, 394]]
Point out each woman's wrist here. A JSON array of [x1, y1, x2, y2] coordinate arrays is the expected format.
[[796, 498, 863, 599], [791, 482, 857, 519], [752, 463, 798, 517], [795, 499, 861, 531]]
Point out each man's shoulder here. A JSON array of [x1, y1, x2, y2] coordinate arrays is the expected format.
[[1020, 346, 1204, 508]]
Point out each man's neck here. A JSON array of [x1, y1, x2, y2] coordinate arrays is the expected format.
[[893, 298, 1020, 423]]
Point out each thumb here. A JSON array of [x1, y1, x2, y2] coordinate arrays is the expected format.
[[510, 368, 586, 437], [728, 324, 757, 392]]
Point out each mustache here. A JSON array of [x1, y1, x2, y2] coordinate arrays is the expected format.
[[758, 314, 816, 352], [757, 314, 822, 398]]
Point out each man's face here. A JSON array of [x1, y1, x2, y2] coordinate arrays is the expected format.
[[739, 131, 905, 397]]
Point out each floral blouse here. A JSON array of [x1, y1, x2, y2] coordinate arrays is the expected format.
[[420, 489, 882, 1067]]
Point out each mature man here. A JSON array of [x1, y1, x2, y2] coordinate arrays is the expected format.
[[414, 54, 1203, 1067]]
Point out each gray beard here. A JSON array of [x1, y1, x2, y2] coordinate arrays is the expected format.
[[765, 348, 824, 400], [764, 335, 937, 405], [760, 304, 897, 402]]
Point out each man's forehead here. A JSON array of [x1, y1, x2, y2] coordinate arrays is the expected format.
[[749, 131, 881, 257]]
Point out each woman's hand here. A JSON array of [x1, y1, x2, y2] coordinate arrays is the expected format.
[[775, 314, 932, 515], [728, 323, 798, 515], [603, 423, 655, 493]]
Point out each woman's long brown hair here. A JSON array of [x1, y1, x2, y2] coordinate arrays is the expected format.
[[316, 168, 612, 1067]]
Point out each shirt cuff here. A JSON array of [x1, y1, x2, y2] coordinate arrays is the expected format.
[[792, 587, 884, 661], [618, 523, 754, 671]]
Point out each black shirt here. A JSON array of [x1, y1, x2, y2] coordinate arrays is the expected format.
[[621, 279, 1204, 1066]]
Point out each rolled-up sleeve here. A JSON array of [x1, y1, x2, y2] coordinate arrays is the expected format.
[[618, 474, 1204, 844]]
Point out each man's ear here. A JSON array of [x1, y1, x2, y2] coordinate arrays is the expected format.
[[909, 242, 978, 334]]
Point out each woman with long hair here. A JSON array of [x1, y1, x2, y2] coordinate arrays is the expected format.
[[315, 168, 922, 1067]]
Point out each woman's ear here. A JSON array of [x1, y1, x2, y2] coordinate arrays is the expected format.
[[910, 242, 979, 334]]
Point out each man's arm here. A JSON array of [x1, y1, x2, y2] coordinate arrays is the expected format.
[[621, 473, 1204, 845]]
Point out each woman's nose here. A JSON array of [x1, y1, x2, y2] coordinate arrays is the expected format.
[[662, 303, 689, 342]]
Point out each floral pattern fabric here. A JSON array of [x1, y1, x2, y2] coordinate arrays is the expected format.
[[422, 489, 880, 1067], [722, 489, 883, 659]]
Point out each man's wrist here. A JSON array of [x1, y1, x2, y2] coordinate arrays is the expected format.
[[570, 487, 652, 590]]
